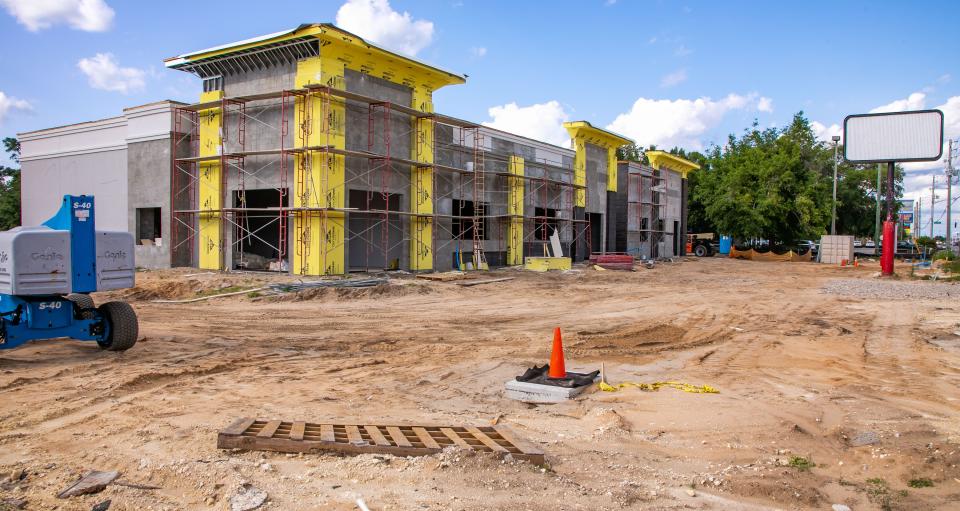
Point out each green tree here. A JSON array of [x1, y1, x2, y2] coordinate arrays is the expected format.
[[0, 137, 21, 230], [694, 114, 832, 243]]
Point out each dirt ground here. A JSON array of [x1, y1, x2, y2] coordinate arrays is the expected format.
[[1, 258, 959, 510]]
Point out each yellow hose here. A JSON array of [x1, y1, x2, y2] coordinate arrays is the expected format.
[[598, 380, 719, 393]]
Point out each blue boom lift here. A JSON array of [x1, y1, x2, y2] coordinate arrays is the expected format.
[[0, 195, 138, 351]]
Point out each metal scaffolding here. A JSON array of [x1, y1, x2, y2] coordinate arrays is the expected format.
[[170, 85, 590, 273], [627, 166, 668, 259]]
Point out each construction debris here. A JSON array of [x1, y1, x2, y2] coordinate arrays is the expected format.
[[57, 471, 119, 499], [456, 277, 515, 287], [230, 484, 267, 511], [217, 418, 544, 464], [150, 278, 390, 303], [416, 272, 469, 282], [588, 254, 635, 271], [264, 278, 388, 294], [152, 287, 268, 304], [1, 498, 26, 510]]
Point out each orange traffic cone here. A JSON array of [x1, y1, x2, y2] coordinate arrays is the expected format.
[[548, 327, 566, 378]]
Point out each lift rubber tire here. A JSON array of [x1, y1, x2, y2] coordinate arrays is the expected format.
[[694, 244, 709, 257], [97, 301, 138, 351], [67, 293, 96, 319], [67, 293, 95, 309]]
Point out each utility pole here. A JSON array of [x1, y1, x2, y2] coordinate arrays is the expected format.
[[910, 201, 923, 241], [831, 136, 840, 235], [916, 197, 921, 241], [874, 163, 881, 255], [948, 139, 954, 253], [931, 175, 937, 238]]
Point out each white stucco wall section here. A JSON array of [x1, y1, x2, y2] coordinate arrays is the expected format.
[[20, 117, 128, 230], [18, 102, 177, 232]]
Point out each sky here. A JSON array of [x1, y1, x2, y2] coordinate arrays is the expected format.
[[0, 0, 958, 236]]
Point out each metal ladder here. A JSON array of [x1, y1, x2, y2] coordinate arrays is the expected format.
[[472, 131, 487, 270]]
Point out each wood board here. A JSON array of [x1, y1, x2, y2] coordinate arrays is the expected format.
[[217, 418, 544, 464]]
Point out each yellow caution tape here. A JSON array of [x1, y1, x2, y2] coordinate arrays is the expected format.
[[598, 380, 719, 394]]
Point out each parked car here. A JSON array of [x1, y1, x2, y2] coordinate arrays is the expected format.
[[865, 240, 876, 248], [853, 239, 863, 247]]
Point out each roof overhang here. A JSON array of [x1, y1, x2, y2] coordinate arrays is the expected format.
[[562, 121, 633, 148], [164, 23, 466, 91], [646, 150, 700, 178]]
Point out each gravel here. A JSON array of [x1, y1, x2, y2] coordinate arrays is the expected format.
[[821, 278, 960, 300]]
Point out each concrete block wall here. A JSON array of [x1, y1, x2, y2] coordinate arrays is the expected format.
[[819, 235, 854, 264]]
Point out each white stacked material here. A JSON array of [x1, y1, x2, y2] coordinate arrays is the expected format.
[[819, 235, 854, 264]]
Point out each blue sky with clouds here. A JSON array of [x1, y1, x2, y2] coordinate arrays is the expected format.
[[0, 0, 957, 234]]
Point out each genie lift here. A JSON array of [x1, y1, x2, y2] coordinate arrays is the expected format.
[[0, 195, 138, 351]]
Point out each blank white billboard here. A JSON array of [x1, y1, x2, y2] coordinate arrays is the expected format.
[[843, 110, 943, 163]]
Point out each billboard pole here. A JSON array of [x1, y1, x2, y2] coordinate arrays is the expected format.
[[881, 161, 896, 275]]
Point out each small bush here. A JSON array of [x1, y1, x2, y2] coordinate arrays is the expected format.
[[932, 250, 956, 261], [789, 456, 815, 471], [908, 477, 933, 488]]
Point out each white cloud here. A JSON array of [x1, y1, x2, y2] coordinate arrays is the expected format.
[[869, 92, 926, 113], [0, 91, 31, 124], [0, 0, 113, 32], [811, 121, 842, 143], [483, 101, 571, 147], [606, 93, 767, 150], [660, 69, 687, 88], [335, 0, 434, 56], [77, 53, 146, 94], [757, 96, 773, 113], [901, 94, 960, 171], [674, 45, 692, 57], [470, 46, 487, 58]]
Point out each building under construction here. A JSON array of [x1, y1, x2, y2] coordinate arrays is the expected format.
[[19, 24, 699, 275]]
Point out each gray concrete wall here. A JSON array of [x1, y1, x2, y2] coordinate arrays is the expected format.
[[344, 69, 413, 270], [223, 62, 296, 97], [617, 162, 683, 259], [664, 169, 682, 256], [128, 139, 171, 268]]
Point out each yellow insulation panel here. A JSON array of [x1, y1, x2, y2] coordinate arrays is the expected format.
[[292, 55, 346, 275], [410, 86, 434, 271], [607, 148, 618, 192], [524, 257, 572, 272], [507, 155, 524, 266], [198, 90, 223, 270], [573, 138, 586, 207]]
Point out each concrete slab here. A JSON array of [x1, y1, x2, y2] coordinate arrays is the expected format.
[[505, 378, 596, 403]]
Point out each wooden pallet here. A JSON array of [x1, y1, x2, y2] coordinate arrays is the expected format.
[[217, 418, 544, 464]]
